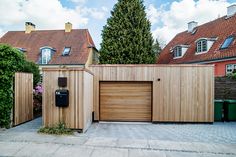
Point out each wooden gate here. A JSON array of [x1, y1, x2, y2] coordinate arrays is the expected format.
[[14, 72, 33, 126]]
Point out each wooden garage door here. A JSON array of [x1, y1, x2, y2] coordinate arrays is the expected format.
[[100, 82, 152, 122]]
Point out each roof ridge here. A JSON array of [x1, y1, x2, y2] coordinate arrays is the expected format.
[[6, 29, 89, 33], [175, 15, 228, 37]]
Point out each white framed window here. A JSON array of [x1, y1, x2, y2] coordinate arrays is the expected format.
[[41, 48, 52, 64], [62, 47, 71, 56], [171, 45, 189, 59], [226, 64, 236, 75], [173, 46, 182, 58], [196, 39, 207, 53]]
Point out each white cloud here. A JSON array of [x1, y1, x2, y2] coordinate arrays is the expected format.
[[147, 0, 231, 45], [147, 4, 159, 24], [70, 0, 87, 3], [78, 6, 108, 20], [147, 3, 169, 25], [0, 28, 4, 37], [0, 0, 108, 38]]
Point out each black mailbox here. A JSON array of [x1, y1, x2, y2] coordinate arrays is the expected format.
[[55, 90, 69, 107]]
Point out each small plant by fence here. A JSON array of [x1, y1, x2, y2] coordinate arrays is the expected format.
[[33, 84, 42, 118]]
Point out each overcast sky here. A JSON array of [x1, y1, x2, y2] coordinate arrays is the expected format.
[[0, 0, 235, 48]]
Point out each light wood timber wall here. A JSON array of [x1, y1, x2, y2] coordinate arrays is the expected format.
[[14, 72, 33, 126], [89, 64, 214, 123], [83, 71, 93, 131], [42, 68, 93, 132]]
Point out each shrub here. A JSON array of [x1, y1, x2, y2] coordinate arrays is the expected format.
[[22, 61, 40, 86], [38, 122, 73, 135], [0, 44, 40, 128], [227, 72, 236, 80], [33, 84, 43, 117], [34, 84, 43, 102], [0, 44, 25, 128]]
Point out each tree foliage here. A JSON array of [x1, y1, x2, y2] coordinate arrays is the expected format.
[[0, 44, 40, 128], [22, 61, 40, 86], [100, 0, 155, 64], [152, 39, 162, 59]]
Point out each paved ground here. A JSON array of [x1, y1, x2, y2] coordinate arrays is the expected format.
[[0, 118, 236, 157], [82, 122, 236, 144]]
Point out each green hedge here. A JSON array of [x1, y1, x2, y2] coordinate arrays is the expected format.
[[22, 60, 40, 87], [0, 44, 40, 128]]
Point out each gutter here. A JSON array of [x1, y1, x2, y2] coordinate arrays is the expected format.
[[39, 64, 85, 66], [182, 56, 236, 64], [88, 45, 99, 52]]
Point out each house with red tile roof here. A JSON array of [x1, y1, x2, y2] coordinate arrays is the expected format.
[[0, 22, 99, 70], [157, 5, 236, 76]]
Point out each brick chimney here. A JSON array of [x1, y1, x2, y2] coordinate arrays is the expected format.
[[227, 4, 236, 17], [65, 22, 72, 33], [25, 22, 35, 34]]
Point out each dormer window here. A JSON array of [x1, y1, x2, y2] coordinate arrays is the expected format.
[[220, 36, 234, 49], [173, 46, 182, 58], [172, 45, 189, 59], [62, 47, 71, 56], [196, 39, 207, 53], [195, 38, 217, 54], [17, 48, 26, 53], [40, 46, 55, 64]]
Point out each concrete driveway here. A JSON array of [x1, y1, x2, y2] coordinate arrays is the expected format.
[[0, 118, 236, 157]]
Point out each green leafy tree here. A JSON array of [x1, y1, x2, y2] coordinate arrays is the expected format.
[[0, 44, 40, 128], [100, 0, 155, 64], [0, 44, 25, 128], [152, 39, 162, 59], [22, 61, 40, 86]]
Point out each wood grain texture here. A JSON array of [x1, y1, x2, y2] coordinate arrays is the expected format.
[[215, 77, 236, 99], [14, 72, 33, 126], [42, 68, 93, 132], [180, 67, 214, 122], [83, 71, 94, 131], [153, 67, 181, 122], [100, 82, 152, 122], [89, 65, 214, 123]]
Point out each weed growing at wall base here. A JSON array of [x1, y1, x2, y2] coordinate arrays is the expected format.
[[38, 122, 73, 135]]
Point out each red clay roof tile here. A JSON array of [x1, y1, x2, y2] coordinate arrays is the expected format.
[[0, 29, 96, 65], [157, 15, 236, 64]]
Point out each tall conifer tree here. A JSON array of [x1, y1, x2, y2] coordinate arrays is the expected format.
[[153, 39, 162, 59], [100, 0, 155, 64]]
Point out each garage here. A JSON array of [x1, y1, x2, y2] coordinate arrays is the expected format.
[[100, 82, 152, 122], [42, 65, 214, 131]]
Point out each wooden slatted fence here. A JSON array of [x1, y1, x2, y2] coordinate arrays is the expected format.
[[215, 77, 236, 100], [14, 72, 33, 126]]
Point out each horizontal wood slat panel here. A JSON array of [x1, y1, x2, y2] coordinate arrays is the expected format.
[[215, 77, 236, 99], [100, 82, 152, 122]]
